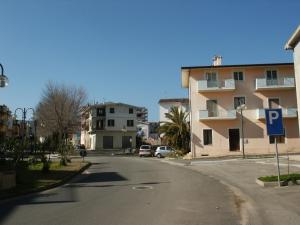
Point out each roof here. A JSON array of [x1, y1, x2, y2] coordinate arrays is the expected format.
[[158, 98, 189, 104], [80, 102, 143, 113], [181, 62, 294, 88], [181, 62, 293, 70], [285, 25, 300, 50]]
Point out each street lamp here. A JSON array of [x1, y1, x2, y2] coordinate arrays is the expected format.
[[0, 63, 9, 88], [237, 103, 246, 159], [14, 108, 36, 148]]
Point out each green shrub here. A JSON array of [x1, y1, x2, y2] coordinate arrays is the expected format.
[[258, 173, 300, 183]]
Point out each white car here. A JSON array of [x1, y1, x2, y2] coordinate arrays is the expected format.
[[155, 146, 174, 158], [139, 145, 152, 157]]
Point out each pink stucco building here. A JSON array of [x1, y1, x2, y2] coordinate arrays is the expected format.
[[181, 61, 300, 157]]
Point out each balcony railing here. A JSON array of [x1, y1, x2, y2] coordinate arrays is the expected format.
[[199, 110, 237, 120], [198, 79, 235, 92], [257, 108, 298, 119], [255, 77, 295, 91]]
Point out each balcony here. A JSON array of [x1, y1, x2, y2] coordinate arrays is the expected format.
[[257, 108, 298, 120], [198, 79, 235, 92], [255, 77, 295, 91], [199, 110, 237, 121]]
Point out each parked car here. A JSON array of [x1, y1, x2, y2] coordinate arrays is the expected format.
[[75, 144, 86, 151], [139, 145, 152, 157], [155, 146, 174, 158]]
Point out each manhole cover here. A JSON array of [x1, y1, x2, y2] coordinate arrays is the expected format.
[[132, 186, 153, 190]]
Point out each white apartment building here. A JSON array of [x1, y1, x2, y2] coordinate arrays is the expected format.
[[158, 98, 189, 123], [81, 102, 142, 150]]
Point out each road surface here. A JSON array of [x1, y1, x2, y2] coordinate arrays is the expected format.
[[0, 156, 240, 225]]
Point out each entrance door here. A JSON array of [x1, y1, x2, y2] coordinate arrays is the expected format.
[[229, 129, 240, 151], [207, 100, 218, 117], [103, 136, 113, 149], [268, 98, 280, 109]]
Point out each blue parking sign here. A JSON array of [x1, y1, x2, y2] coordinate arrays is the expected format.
[[265, 109, 284, 136]]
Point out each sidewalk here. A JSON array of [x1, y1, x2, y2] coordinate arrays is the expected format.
[[160, 157, 300, 225]]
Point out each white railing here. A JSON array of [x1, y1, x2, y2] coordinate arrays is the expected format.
[[256, 77, 295, 90], [257, 108, 297, 119], [199, 110, 237, 120], [198, 79, 235, 91]]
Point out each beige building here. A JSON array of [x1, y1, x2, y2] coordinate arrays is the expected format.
[[81, 102, 142, 150], [181, 61, 300, 157], [285, 25, 300, 133]]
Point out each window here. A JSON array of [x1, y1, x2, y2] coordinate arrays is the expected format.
[[205, 72, 217, 87], [234, 97, 246, 109], [107, 119, 115, 127], [129, 108, 133, 114], [96, 119, 105, 129], [269, 129, 285, 144], [127, 120, 134, 127], [233, 71, 244, 81], [207, 100, 218, 117], [203, 129, 212, 145], [97, 108, 105, 116], [266, 70, 278, 85], [109, 108, 115, 113], [268, 98, 280, 109]]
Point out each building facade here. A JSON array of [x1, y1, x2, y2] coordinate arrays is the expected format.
[[158, 98, 189, 123], [181, 62, 300, 157], [81, 102, 142, 150], [286, 25, 300, 134]]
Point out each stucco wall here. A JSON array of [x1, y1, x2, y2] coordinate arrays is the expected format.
[[294, 43, 300, 134], [189, 65, 300, 157]]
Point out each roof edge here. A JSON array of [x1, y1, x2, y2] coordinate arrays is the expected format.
[[181, 62, 294, 70], [285, 25, 300, 50]]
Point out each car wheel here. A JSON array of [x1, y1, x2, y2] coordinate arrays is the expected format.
[[157, 153, 162, 158]]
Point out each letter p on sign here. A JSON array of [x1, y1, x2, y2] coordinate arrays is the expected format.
[[269, 111, 279, 125], [265, 109, 284, 136]]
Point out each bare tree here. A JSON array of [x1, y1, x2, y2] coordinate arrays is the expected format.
[[36, 81, 87, 138]]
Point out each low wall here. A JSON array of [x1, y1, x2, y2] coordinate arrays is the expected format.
[[0, 171, 16, 190]]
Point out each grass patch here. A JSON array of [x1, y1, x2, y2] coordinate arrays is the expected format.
[[0, 160, 90, 199], [258, 173, 300, 183]]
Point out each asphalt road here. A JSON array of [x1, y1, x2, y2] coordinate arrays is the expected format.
[[0, 156, 240, 225]]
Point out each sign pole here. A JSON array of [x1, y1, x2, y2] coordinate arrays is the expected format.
[[274, 137, 281, 187]]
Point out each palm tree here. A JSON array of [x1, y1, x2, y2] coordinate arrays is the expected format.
[[159, 106, 190, 154]]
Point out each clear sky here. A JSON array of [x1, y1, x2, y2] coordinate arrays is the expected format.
[[0, 0, 299, 121]]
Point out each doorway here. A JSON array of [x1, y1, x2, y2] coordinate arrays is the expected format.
[[229, 129, 240, 151]]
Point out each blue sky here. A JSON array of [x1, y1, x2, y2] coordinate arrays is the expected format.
[[0, 0, 299, 121]]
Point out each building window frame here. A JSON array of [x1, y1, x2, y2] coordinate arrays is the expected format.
[[233, 71, 244, 81], [127, 120, 134, 127], [129, 108, 134, 114], [203, 129, 213, 145], [107, 119, 115, 127], [109, 107, 115, 113]]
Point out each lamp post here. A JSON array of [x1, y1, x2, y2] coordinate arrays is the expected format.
[[0, 64, 9, 88], [14, 108, 36, 152], [121, 126, 127, 153], [237, 102, 246, 159]]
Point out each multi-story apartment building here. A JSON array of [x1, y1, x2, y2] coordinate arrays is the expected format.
[[286, 25, 300, 133], [159, 98, 189, 123], [181, 60, 300, 157], [81, 102, 142, 150]]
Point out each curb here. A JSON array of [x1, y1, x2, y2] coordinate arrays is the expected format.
[[0, 162, 92, 201]]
